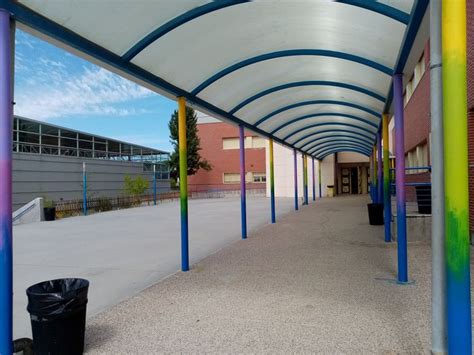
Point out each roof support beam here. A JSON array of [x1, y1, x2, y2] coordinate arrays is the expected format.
[[230, 81, 386, 114], [122, 0, 249, 61], [316, 146, 371, 160], [270, 113, 378, 135], [192, 49, 394, 95], [306, 138, 372, 154], [254, 100, 381, 126], [283, 122, 376, 142], [301, 134, 373, 152], [293, 129, 375, 148], [311, 142, 372, 157], [336, 0, 410, 24]]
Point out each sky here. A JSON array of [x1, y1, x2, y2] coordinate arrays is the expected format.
[[14, 29, 177, 151]]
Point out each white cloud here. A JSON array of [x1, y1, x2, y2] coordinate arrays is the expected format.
[[15, 64, 154, 120]]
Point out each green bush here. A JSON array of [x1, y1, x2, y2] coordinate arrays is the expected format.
[[123, 176, 149, 196]]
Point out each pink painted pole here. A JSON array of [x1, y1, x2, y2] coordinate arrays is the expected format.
[[0, 9, 12, 354]]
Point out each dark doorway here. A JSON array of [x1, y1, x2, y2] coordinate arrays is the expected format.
[[350, 167, 359, 194]]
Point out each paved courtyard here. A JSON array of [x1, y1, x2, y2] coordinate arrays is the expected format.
[[83, 195, 446, 353], [13, 196, 294, 339]]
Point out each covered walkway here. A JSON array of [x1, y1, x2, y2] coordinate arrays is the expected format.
[[85, 196, 435, 353]]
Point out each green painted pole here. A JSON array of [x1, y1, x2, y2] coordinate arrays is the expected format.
[[442, 0, 471, 352], [178, 97, 189, 272]]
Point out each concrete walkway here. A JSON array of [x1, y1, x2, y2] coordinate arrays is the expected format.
[[84, 195, 441, 353], [13, 196, 294, 339]]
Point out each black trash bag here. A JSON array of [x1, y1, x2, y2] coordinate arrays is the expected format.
[[26, 278, 89, 355], [26, 278, 89, 318]]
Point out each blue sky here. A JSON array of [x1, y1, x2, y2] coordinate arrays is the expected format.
[[14, 30, 176, 151]]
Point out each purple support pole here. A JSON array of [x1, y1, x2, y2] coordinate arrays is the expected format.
[[377, 130, 383, 204], [393, 73, 408, 283], [312, 157, 316, 201], [239, 125, 247, 239], [0, 9, 12, 354], [293, 149, 298, 210]]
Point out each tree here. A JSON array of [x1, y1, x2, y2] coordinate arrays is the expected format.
[[168, 106, 211, 180]]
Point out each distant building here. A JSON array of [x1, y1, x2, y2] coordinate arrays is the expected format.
[[12, 116, 170, 210], [188, 114, 266, 194]]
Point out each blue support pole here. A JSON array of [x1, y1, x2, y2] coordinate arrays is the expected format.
[[312, 157, 316, 201], [82, 162, 87, 216], [393, 73, 408, 283], [0, 9, 12, 354], [293, 149, 298, 210], [303, 154, 308, 205], [239, 125, 247, 239], [153, 164, 157, 206]]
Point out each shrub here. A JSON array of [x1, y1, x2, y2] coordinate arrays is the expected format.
[[123, 176, 149, 196]]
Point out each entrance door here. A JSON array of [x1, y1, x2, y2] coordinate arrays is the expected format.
[[350, 167, 359, 194]]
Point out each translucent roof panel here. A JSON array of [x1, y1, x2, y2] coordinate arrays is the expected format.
[[9, 0, 429, 157]]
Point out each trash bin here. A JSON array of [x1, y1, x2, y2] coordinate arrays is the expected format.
[[327, 185, 334, 197], [415, 185, 431, 214], [367, 203, 384, 225], [26, 278, 89, 355]]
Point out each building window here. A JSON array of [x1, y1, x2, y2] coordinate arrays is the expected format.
[[250, 136, 265, 148], [222, 138, 240, 150], [405, 143, 429, 174], [252, 172, 266, 183], [223, 173, 240, 183], [223, 136, 266, 150], [404, 54, 426, 106]]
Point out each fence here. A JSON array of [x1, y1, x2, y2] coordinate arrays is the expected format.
[[389, 166, 432, 214], [54, 188, 263, 218]]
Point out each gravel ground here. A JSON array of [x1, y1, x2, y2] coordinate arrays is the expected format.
[[83, 195, 467, 353]]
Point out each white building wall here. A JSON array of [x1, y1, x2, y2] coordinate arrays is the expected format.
[[265, 141, 339, 199], [264, 144, 368, 198]]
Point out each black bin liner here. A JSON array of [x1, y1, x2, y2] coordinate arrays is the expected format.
[[26, 278, 89, 355], [367, 203, 384, 225], [415, 185, 432, 214]]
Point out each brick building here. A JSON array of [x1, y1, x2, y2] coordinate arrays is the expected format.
[[188, 114, 266, 193], [391, 0, 474, 231]]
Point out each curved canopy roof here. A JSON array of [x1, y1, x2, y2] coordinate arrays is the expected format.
[[4, 0, 429, 159]]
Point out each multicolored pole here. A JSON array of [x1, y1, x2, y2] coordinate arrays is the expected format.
[[239, 125, 247, 239], [442, 0, 471, 352], [0, 9, 12, 354], [83, 162, 87, 215], [153, 164, 157, 206], [377, 131, 383, 204], [393, 74, 407, 283], [382, 113, 391, 242], [369, 149, 374, 201], [269, 139, 276, 223], [312, 157, 316, 201], [178, 97, 189, 271], [293, 149, 298, 210], [373, 145, 378, 203], [303, 154, 308, 205], [318, 160, 322, 198]]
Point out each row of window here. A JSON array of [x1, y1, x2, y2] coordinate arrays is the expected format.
[[405, 143, 429, 174], [222, 136, 266, 150], [12, 117, 168, 163], [404, 53, 426, 106], [223, 172, 266, 184]]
